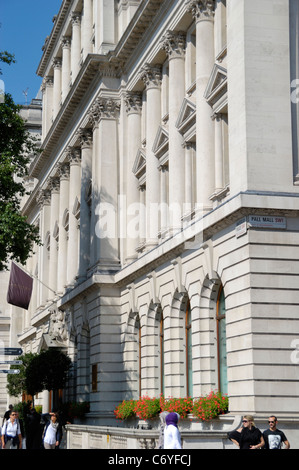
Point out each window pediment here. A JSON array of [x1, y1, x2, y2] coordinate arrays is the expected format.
[[204, 63, 227, 108]]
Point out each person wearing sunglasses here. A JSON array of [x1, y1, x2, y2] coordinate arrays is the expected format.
[[1, 411, 22, 449], [262, 416, 290, 449], [228, 415, 264, 449]]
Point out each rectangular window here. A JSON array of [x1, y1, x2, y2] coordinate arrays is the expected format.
[[92, 364, 97, 392]]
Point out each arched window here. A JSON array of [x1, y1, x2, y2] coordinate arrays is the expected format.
[[216, 286, 228, 395], [185, 300, 193, 397]]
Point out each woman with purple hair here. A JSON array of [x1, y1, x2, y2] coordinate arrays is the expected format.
[[164, 412, 182, 449]]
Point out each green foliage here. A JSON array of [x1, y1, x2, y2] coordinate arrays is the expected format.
[[114, 399, 137, 420], [134, 396, 161, 420], [6, 352, 38, 397], [0, 92, 41, 270], [59, 401, 90, 422], [160, 395, 193, 419], [25, 349, 72, 397], [114, 392, 229, 421], [193, 390, 229, 421]]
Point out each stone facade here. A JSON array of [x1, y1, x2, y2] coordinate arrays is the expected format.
[[6, 0, 299, 447]]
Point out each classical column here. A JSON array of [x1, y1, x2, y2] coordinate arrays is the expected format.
[[141, 64, 162, 249], [57, 162, 70, 295], [36, 189, 51, 306], [48, 177, 60, 296], [61, 36, 71, 102], [90, 97, 120, 272], [52, 58, 62, 119], [186, 0, 215, 212], [67, 148, 81, 286], [161, 31, 186, 233], [71, 11, 82, 83], [159, 165, 168, 236], [124, 92, 142, 262], [184, 142, 194, 220], [41, 77, 53, 140], [82, 0, 93, 59], [77, 128, 93, 281]]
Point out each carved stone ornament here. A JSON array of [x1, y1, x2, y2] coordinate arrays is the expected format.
[[124, 92, 142, 115], [48, 306, 68, 345], [140, 63, 162, 89], [89, 97, 120, 126], [161, 31, 186, 59], [185, 0, 215, 20]]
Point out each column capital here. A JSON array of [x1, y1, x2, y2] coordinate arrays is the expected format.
[[57, 161, 70, 180], [67, 147, 82, 165], [161, 31, 186, 59], [61, 36, 71, 49], [36, 189, 51, 208], [185, 0, 215, 21], [124, 92, 143, 115], [71, 11, 82, 26], [42, 76, 53, 92], [89, 97, 120, 126], [48, 176, 60, 193], [78, 128, 93, 149], [140, 63, 162, 90], [52, 58, 62, 69]]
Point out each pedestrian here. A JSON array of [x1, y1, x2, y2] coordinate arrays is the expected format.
[[228, 415, 264, 449], [1, 410, 22, 449], [41, 412, 63, 449], [157, 411, 169, 449], [14, 411, 25, 449], [2, 405, 13, 426], [26, 408, 42, 449], [263, 415, 290, 449], [164, 412, 181, 449]]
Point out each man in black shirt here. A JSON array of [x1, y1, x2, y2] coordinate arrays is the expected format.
[[263, 416, 290, 449]]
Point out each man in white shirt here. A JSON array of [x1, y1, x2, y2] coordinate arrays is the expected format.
[[1, 411, 22, 449]]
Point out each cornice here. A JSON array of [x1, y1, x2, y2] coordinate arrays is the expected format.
[[30, 54, 111, 179]]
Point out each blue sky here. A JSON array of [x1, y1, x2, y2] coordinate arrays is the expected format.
[[0, 0, 62, 104]]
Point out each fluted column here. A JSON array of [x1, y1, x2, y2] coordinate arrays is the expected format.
[[141, 64, 162, 249], [161, 31, 186, 233], [48, 177, 60, 295], [36, 189, 51, 306], [57, 162, 70, 294], [184, 142, 194, 220], [159, 165, 168, 236], [78, 128, 93, 281], [124, 92, 142, 262], [67, 148, 81, 286], [61, 36, 71, 102], [186, 0, 215, 212], [82, 0, 93, 59], [90, 98, 120, 272], [71, 11, 82, 83], [52, 58, 62, 118], [41, 77, 53, 140]]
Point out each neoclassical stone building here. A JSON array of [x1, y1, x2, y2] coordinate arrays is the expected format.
[[12, 0, 299, 447]]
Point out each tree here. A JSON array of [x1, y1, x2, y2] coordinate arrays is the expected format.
[[25, 349, 72, 398], [0, 52, 41, 270], [6, 352, 38, 397]]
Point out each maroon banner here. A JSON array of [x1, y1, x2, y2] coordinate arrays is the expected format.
[[6, 262, 33, 310]]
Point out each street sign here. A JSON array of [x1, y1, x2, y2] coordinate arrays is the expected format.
[[0, 369, 20, 374], [0, 348, 23, 356], [0, 360, 22, 365]]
